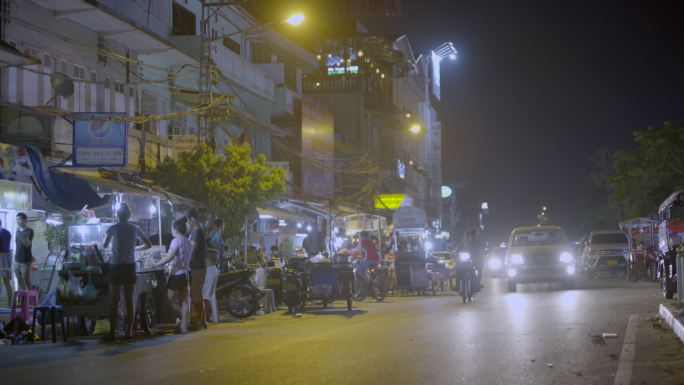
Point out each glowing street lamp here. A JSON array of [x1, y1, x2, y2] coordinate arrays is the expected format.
[[285, 12, 305, 26], [409, 123, 422, 134]]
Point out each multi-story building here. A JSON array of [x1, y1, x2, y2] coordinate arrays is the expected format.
[[0, 1, 316, 170]]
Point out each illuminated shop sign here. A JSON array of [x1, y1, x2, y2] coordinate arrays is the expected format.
[[327, 66, 359, 76]]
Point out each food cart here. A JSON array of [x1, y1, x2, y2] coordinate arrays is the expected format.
[[57, 193, 175, 335], [392, 207, 430, 294], [656, 191, 684, 299]]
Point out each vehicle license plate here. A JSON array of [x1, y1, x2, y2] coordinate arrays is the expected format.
[[607, 259, 619, 266]]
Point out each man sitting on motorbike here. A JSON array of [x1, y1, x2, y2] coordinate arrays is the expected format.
[[456, 228, 485, 290], [353, 231, 381, 276]]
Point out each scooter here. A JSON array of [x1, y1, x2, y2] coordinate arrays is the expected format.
[[456, 252, 479, 303], [215, 269, 262, 318]]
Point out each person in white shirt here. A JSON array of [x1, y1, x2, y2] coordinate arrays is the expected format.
[[155, 219, 192, 333]]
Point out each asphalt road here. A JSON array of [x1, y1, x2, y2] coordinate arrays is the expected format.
[[1, 277, 683, 385]]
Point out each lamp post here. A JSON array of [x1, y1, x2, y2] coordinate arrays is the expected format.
[[420, 42, 457, 223]]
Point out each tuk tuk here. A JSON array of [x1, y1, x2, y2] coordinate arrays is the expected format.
[[657, 191, 684, 299]]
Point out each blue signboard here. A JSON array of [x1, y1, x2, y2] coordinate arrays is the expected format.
[[72, 113, 127, 167]]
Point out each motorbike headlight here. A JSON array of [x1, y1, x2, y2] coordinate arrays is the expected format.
[[560, 252, 574, 263], [488, 257, 502, 270], [510, 254, 524, 265], [459, 252, 471, 262]]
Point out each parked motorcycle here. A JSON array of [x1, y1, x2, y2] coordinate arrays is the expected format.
[[456, 252, 479, 303], [215, 269, 261, 318]]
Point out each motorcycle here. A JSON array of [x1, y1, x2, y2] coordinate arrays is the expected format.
[[282, 257, 309, 314], [456, 251, 479, 303], [215, 269, 262, 318], [353, 261, 388, 302]]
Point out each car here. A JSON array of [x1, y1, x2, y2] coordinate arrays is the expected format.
[[581, 230, 629, 277], [505, 226, 576, 292]]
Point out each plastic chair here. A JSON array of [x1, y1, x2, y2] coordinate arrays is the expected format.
[[31, 306, 67, 343], [10, 290, 39, 322]]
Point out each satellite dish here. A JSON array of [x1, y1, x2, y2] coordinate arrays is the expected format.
[[50, 72, 74, 98], [7, 116, 43, 135]]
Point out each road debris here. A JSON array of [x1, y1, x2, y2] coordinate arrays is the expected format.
[[547, 363, 554, 368]]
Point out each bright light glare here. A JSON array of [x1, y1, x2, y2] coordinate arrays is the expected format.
[[449, 53, 457, 61], [285, 13, 305, 26], [424, 241, 434, 251], [306, 224, 313, 232], [510, 254, 524, 265], [488, 258, 502, 270], [507, 268, 517, 277], [148, 204, 157, 215], [560, 252, 574, 263], [409, 124, 422, 134], [459, 252, 471, 262], [566, 266, 576, 275]]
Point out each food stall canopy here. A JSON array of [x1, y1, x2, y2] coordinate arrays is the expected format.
[[337, 214, 387, 234], [619, 217, 659, 229], [257, 206, 312, 222], [659, 191, 684, 214], [25, 147, 109, 211]]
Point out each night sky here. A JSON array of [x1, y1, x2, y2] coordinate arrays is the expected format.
[[367, 0, 684, 241]]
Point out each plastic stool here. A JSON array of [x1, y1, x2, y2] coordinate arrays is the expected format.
[[11, 290, 39, 322], [31, 306, 67, 343]]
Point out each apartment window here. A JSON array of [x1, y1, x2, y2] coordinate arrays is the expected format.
[[223, 37, 240, 55], [114, 81, 125, 93], [250, 42, 269, 63], [91, 71, 97, 82], [284, 63, 297, 90], [43, 54, 51, 68], [60, 61, 68, 74], [97, 36, 107, 64], [104, 76, 111, 89], [172, 2, 196, 36], [72, 65, 85, 80]]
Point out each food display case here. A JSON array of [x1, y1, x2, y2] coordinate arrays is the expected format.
[[67, 223, 113, 266]]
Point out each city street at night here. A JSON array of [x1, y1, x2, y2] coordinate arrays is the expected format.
[[2, 278, 683, 385]]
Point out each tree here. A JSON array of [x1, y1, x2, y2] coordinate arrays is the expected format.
[[152, 141, 287, 240], [599, 122, 684, 220]]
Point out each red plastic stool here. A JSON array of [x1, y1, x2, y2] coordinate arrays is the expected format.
[[11, 290, 39, 322]]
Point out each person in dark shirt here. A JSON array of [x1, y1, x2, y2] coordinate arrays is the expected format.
[[14, 212, 34, 291], [103, 204, 151, 340], [186, 208, 207, 329], [0, 219, 13, 305]]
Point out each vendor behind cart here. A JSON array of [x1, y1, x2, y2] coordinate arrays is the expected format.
[[103, 203, 152, 340]]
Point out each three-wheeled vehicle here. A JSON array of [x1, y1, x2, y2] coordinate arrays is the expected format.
[[657, 191, 684, 299], [282, 255, 354, 313], [392, 207, 431, 294]]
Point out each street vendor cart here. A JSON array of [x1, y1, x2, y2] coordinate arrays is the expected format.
[[392, 207, 431, 294], [57, 193, 176, 336]]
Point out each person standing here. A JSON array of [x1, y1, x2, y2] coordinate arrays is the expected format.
[[0, 219, 13, 305], [185, 208, 207, 329], [155, 219, 191, 333], [203, 218, 223, 323], [103, 203, 151, 340], [14, 213, 34, 291]]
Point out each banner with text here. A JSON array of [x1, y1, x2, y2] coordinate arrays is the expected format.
[[73, 113, 127, 167]]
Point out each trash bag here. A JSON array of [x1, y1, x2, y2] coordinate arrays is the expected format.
[[81, 270, 99, 304]]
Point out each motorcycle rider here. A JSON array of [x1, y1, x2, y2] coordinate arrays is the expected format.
[[456, 228, 485, 290], [353, 231, 381, 277]]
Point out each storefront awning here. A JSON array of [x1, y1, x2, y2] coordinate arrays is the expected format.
[[257, 206, 313, 222], [26, 147, 110, 211]]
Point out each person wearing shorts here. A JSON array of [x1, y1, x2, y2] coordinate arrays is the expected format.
[[156, 219, 192, 333], [0, 219, 12, 306], [14, 213, 33, 291], [103, 203, 151, 340], [203, 219, 223, 323]]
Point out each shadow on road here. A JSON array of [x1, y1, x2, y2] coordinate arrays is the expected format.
[[279, 306, 368, 318]]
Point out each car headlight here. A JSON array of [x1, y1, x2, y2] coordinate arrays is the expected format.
[[459, 252, 471, 262], [560, 252, 574, 263], [510, 254, 524, 265], [488, 258, 502, 270]]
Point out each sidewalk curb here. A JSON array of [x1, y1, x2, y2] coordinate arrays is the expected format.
[[659, 303, 684, 343]]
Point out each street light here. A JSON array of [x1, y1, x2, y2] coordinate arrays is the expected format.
[[409, 123, 422, 134], [285, 12, 305, 26]]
